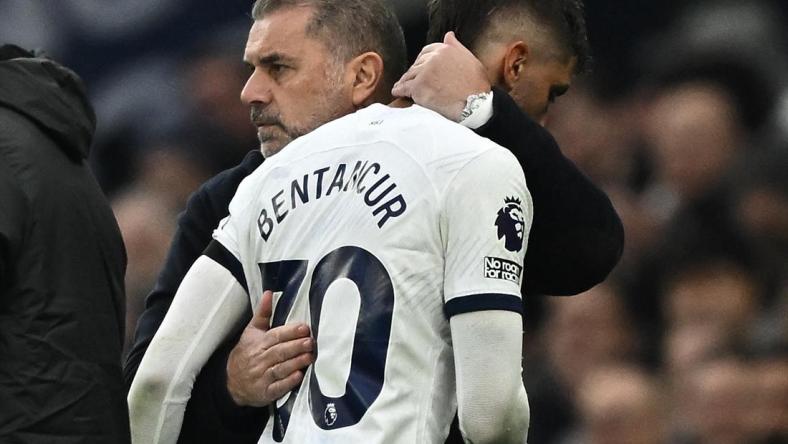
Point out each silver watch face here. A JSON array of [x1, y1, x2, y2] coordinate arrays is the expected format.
[[461, 92, 491, 121]]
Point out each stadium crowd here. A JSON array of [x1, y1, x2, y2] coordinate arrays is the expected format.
[[2, 0, 786, 443]]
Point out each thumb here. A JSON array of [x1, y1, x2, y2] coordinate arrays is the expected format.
[[444, 31, 475, 57], [250, 290, 273, 330], [444, 31, 462, 47]]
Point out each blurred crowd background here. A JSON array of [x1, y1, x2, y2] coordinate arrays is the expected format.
[[2, 0, 786, 443]]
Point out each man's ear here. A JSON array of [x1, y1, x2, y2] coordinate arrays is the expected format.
[[347, 51, 385, 107], [501, 41, 529, 91]]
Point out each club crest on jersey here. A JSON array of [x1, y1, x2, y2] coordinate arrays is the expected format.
[[324, 403, 338, 426], [495, 196, 524, 252]]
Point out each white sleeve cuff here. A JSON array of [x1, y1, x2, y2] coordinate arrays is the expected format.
[[459, 91, 494, 130]]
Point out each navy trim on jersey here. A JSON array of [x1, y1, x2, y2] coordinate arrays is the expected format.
[[444, 293, 522, 318], [204, 240, 249, 294]]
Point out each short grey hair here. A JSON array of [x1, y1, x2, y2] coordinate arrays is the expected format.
[[252, 0, 407, 89]]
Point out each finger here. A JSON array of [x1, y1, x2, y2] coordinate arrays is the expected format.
[[398, 59, 427, 84], [392, 65, 424, 95], [444, 31, 474, 56], [266, 362, 285, 381], [267, 370, 305, 400], [262, 336, 314, 370], [444, 31, 467, 47], [259, 325, 313, 351], [250, 290, 273, 330], [265, 351, 312, 383], [408, 52, 434, 70], [416, 42, 444, 58], [272, 352, 314, 378], [394, 49, 441, 94], [392, 78, 414, 98]]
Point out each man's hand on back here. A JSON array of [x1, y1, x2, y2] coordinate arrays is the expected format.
[[392, 32, 491, 122], [226, 291, 315, 407]]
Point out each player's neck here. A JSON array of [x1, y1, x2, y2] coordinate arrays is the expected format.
[[388, 97, 413, 108]]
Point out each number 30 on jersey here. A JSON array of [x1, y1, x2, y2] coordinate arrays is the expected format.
[[259, 246, 395, 441]]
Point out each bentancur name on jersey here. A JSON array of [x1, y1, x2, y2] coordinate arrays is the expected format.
[[257, 160, 407, 241]]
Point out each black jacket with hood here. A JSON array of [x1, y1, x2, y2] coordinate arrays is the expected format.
[[0, 45, 130, 444]]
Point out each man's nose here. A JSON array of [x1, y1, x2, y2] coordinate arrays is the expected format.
[[240, 70, 273, 106]]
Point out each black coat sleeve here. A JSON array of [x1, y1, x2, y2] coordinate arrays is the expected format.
[[123, 150, 267, 441], [476, 88, 624, 296]]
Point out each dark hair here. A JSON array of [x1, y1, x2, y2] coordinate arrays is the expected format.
[[252, 0, 407, 89], [427, 0, 590, 73]]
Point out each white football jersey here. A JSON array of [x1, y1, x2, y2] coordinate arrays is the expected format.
[[213, 104, 532, 444]]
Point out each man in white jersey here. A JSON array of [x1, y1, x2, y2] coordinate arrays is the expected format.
[[128, 1, 531, 443]]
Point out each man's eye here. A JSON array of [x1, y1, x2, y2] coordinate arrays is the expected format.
[[269, 64, 287, 76]]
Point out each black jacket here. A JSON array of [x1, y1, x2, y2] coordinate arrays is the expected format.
[[124, 88, 623, 443], [0, 47, 130, 444]]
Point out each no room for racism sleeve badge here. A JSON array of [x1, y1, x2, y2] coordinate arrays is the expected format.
[[485, 196, 524, 284]]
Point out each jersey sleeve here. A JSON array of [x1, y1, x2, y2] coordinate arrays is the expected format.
[[210, 176, 257, 294], [441, 146, 532, 317], [451, 310, 530, 443], [127, 256, 250, 444], [477, 87, 623, 295], [212, 214, 243, 272], [123, 150, 262, 390]]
